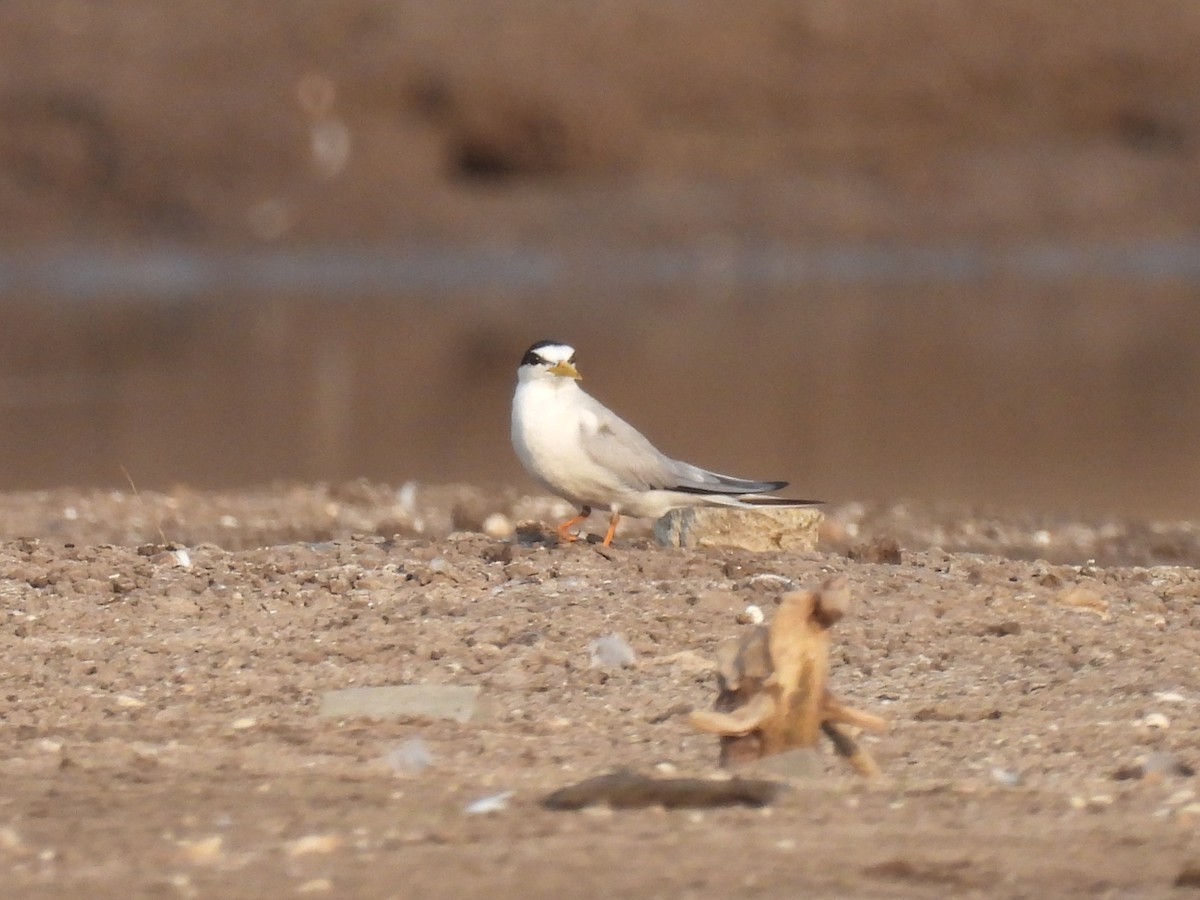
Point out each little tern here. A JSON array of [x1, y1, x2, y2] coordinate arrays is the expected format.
[[510, 339, 818, 546]]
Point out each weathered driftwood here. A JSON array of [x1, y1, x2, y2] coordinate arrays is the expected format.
[[690, 577, 887, 775]]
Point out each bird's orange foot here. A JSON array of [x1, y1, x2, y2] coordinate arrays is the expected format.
[[555, 506, 592, 543]]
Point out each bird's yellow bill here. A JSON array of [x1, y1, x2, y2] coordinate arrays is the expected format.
[[548, 360, 582, 380]]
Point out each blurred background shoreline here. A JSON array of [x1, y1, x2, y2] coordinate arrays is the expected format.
[[8, 234, 1200, 299], [3, 1, 1198, 517]]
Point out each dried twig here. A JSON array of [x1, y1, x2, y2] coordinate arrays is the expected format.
[[690, 577, 887, 774]]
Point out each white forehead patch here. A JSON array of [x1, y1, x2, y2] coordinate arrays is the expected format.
[[535, 343, 575, 363]]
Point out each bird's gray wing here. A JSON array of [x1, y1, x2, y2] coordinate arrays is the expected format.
[[665, 461, 788, 495], [577, 398, 677, 492], [577, 395, 786, 495]]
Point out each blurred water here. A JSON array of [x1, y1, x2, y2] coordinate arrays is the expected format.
[[4, 236, 1200, 301], [3, 235, 1198, 514]]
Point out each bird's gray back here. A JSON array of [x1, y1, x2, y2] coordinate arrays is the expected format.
[[577, 391, 783, 496]]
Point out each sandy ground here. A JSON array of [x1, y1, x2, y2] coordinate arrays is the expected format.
[[1, 483, 1198, 898]]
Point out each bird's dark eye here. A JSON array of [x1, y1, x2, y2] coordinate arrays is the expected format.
[[567, 355, 576, 364]]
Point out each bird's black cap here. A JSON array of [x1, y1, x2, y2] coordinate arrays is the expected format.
[[521, 340, 572, 367]]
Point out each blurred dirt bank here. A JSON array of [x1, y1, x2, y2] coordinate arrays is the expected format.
[[1, 2, 1199, 516]]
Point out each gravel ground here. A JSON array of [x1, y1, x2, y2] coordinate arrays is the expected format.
[[0, 483, 1198, 898]]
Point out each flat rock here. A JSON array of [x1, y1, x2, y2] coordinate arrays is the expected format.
[[654, 507, 824, 552], [318, 685, 479, 722]]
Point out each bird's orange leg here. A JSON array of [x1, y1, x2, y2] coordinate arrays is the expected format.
[[556, 506, 591, 543], [601, 510, 621, 547]]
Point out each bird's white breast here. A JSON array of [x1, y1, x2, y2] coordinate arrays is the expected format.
[[511, 379, 614, 508]]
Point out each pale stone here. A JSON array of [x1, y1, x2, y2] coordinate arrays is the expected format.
[[737, 604, 765, 625], [0, 826, 26, 854], [1139, 711, 1170, 730], [654, 507, 824, 552], [177, 835, 224, 864], [382, 737, 433, 775], [482, 513, 514, 539], [588, 633, 636, 669], [286, 834, 343, 857], [465, 790, 513, 815], [296, 878, 334, 893], [318, 685, 479, 723]]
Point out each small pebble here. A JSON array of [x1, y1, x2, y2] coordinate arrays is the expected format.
[[588, 633, 636, 669], [0, 827, 25, 853], [1139, 712, 1170, 730], [383, 738, 433, 776], [482, 513, 514, 539], [737, 605, 765, 625], [747, 573, 793, 590], [286, 834, 342, 857], [296, 878, 334, 894], [167, 875, 192, 892], [396, 481, 418, 515], [990, 767, 1021, 787], [177, 835, 224, 864], [465, 791, 513, 815]]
